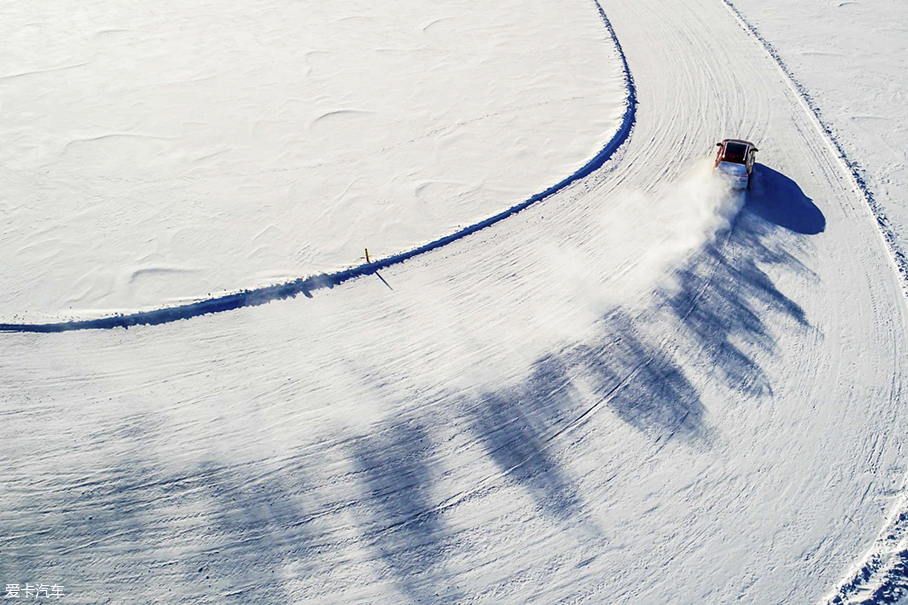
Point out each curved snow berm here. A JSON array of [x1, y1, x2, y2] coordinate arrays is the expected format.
[[1, 0, 628, 319], [718, 4, 908, 602], [720, 0, 908, 296], [0, 0, 635, 334]]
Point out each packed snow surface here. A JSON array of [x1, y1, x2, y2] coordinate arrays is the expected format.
[[721, 1, 908, 601], [727, 0, 908, 285], [2, 0, 908, 603]]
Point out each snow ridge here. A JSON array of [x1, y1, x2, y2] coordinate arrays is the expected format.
[[825, 497, 908, 604], [0, 0, 635, 334], [716, 2, 908, 602], [718, 0, 908, 299]]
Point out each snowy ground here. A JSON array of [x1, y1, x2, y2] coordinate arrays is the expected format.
[[727, 0, 908, 285], [0, 0, 624, 319], [721, 1, 908, 601], [2, 0, 908, 603]]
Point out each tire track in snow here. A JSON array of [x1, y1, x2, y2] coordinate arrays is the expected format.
[[714, 2, 908, 602], [0, 0, 636, 334], [719, 0, 908, 300]]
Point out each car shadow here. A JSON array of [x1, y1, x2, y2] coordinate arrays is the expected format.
[[746, 163, 825, 234]]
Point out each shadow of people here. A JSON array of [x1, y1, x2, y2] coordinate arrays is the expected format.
[[745, 163, 825, 234]]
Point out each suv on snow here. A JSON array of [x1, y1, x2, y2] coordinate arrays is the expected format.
[[714, 139, 758, 189]]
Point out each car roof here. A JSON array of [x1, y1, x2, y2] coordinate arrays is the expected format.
[[721, 138, 755, 147]]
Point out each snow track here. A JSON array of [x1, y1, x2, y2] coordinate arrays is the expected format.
[[2, 0, 907, 603], [717, 4, 908, 602], [719, 0, 908, 299]]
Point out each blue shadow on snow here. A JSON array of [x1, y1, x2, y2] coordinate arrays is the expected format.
[[746, 163, 825, 235], [351, 421, 461, 602]]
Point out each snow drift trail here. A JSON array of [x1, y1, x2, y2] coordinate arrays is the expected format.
[[2, 0, 907, 603]]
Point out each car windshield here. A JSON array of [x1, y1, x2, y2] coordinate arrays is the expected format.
[[722, 142, 748, 163]]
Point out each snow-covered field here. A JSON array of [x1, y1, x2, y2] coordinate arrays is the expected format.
[[0, 0, 625, 319], [2, 0, 907, 603]]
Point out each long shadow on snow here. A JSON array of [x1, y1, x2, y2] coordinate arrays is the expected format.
[[0, 460, 163, 598], [0, 448, 319, 603], [468, 167, 824, 520], [471, 354, 589, 521], [166, 461, 317, 604], [351, 421, 461, 602], [129, 458, 318, 603], [575, 311, 709, 438], [0, 170, 824, 602], [332, 313, 708, 594], [666, 167, 822, 397], [465, 310, 710, 528], [0, 416, 173, 598]]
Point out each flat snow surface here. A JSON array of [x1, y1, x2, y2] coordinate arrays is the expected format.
[[2, 0, 908, 603], [0, 0, 625, 318]]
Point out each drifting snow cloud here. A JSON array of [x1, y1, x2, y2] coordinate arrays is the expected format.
[[346, 160, 747, 399]]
